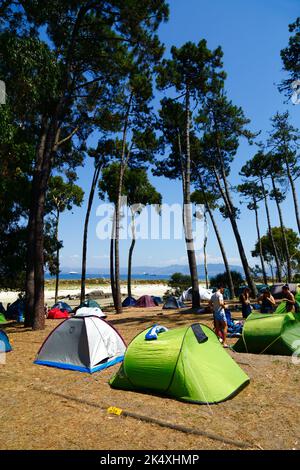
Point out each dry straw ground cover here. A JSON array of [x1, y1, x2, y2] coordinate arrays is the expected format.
[[1, 305, 299, 450]]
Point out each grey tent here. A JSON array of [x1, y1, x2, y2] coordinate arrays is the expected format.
[[163, 296, 186, 310], [34, 316, 126, 373]]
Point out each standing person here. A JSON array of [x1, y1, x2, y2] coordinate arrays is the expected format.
[[210, 285, 228, 348], [258, 288, 276, 313], [239, 287, 252, 318], [282, 284, 296, 313]]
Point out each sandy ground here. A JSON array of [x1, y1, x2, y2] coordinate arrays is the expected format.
[[0, 283, 168, 307], [1, 303, 300, 451]]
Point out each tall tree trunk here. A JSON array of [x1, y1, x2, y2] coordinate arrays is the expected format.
[[253, 202, 268, 285], [24, 210, 36, 328], [206, 205, 235, 298], [184, 86, 200, 308], [114, 95, 133, 313], [197, 174, 235, 298], [54, 210, 60, 304], [269, 263, 275, 285], [26, 7, 89, 329], [80, 163, 102, 304], [271, 176, 292, 282], [285, 158, 300, 234], [260, 177, 282, 282], [33, 119, 61, 330], [213, 166, 257, 297], [110, 208, 116, 306], [25, 121, 48, 327], [114, 164, 126, 313], [127, 210, 136, 298], [203, 210, 209, 289]]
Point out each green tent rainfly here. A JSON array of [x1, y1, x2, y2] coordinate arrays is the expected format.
[[110, 323, 249, 404], [233, 311, 300, 355]]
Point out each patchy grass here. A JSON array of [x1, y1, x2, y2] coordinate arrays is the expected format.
[[0, 305, 299, 450]]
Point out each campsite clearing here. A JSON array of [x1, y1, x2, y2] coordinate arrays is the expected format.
[[1, 305, 300, 450]]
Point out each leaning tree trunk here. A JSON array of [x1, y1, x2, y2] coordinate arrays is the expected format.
[[214, 166, 257, 297], [203, 210, 209, 289], [260, 177, 282, 282], [205, 203, 235, 299], [253, 201, 268, 285], [184, 86, 200, 308], [271, 177, 292, 282], [127, 210, 136, 298], [285, 158, 300, 234], [54, 210, 60, 304], [80, 162, 102, 304]]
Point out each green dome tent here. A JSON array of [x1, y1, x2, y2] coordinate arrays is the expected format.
[[110, 323, 249, 404], [233, 311, 300, 355]]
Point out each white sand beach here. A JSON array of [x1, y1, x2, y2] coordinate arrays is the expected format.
[[0, 282, 169, 308]]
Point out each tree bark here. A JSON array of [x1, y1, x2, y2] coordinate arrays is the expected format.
[[213, 166, 257, 297], [271, 176, 292, 282], [184, 86, 200, 308], [127, 210, 136, 298], [260, 177, 282, 281], [54, 209, 60, 304], [80, 162, 102, 304], [253, 201, 268, 285]]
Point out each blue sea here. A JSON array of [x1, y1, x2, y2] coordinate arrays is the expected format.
[[45, 273, 171, 281]]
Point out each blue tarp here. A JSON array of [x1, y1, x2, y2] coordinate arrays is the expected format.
[[6, 299, 25, 322]]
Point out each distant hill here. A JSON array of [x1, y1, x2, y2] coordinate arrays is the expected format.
[[60, 263, 244, 277]]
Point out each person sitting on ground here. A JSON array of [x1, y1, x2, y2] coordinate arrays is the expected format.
[[210, 285, 228, 348], [282, 284, 296, 313], [239, 287, 252, 319], [258, 288, 276, 313]]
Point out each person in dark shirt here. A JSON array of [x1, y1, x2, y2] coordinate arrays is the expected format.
[[239, 287, 252, 318], [258, 288, 276, 313]]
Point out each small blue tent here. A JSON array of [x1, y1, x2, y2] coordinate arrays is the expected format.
[[152, 296, 163, 305], [6, 299, 25, 322], [0, 330, 12, 352], [122, 296, 137, 307], [163, 296, 186, 310], [51, 301, 73, 313]]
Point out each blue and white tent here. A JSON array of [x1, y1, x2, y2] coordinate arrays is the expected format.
[[0, 330, 12, 353], [34, 316, 126, 373]]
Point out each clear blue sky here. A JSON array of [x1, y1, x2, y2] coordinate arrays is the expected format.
[[58, 0, 300, 273]]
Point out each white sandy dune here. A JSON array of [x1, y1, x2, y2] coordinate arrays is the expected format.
[[0, 283, 168, 307]]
